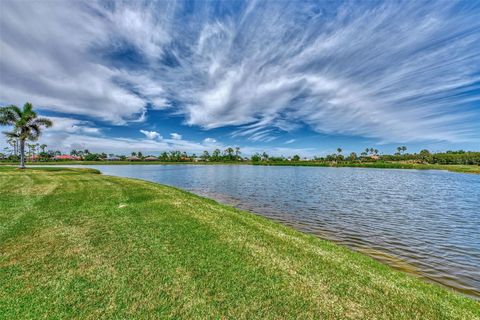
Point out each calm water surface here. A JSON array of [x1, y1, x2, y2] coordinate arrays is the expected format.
[[72, 165, 480, 298]]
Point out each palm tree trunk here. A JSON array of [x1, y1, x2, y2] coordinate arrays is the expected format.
[[19, 139, 26, 169]]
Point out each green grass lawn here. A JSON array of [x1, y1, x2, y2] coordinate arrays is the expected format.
[[0, 167, 478, 319]]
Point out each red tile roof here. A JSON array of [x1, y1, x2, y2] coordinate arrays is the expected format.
[[54, 155, 80, 160]]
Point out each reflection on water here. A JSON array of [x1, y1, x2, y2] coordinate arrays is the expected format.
[[69, 165, 480, 298]]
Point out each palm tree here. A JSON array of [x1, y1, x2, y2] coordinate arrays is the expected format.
[[40, 144, 47, 153], [201, 150, 210, 161], [225, 147, 234, 160], [397, 146, 402, 154], [0, 103, 52, 168], [337, 148, 342, 154], [235, 147, 241, 160], [27, 143, 36, 156], [7, 138, 18, 156], [261, 152, 269, 161], [401, 146, 407, 154]]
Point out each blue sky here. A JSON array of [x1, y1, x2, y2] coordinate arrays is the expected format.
[[1, 0, 479, 156]]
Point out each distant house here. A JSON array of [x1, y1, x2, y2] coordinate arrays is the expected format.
[[27, 155, 41, 161], [144, 156, 158, 161], [370, 154, 380, 160], [54, 154, 80, 161], [193, 157, 203, 162], [126, 156, 141, 161], [106, 156, 120, 161]]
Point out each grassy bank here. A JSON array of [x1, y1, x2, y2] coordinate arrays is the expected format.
[[1, 160, 479, 174], [0, 167, 478, 319]]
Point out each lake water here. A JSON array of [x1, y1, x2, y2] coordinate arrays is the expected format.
[[69, 164, 480, 298]]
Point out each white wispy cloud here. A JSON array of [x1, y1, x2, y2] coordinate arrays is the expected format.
[[170, 133, 182, 140], [285, 139, 295, 144], [203, 137, 217, 145], [21, 131, 224, 155], [1, 1, 479, 143], [140, 130, 162, 140], [47, 116, 100, 135]]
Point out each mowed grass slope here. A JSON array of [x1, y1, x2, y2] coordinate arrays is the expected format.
[[0, 167, 478, 319]]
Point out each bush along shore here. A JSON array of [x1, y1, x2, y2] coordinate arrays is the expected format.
[[0, 166, 479, 319]]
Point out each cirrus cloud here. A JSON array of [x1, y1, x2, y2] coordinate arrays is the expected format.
[[1, 0, 479, 144]]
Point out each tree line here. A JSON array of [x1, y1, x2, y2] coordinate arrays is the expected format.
[[2, 143, 479, 166]]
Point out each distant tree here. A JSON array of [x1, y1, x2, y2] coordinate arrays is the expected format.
[[159, 152, 169, 161], [337, 148, 342, 154], [212, 149, 221, 161], [137, 151, 143, 158], [365, 148, 370, 154], [84, 153, 100, 161], [7, 138, 18, 156], [0, 103, 52, 168], [292, 154, 300, 161], [401, 146, 407, 154], [419, 149, 430, 155], [397, 146, 402, 154], [251, 153, 261, 162], [40, 144, 47, 153], [225, 147, 235, 160], [326, 154, 336, 161], [235, 147, 241, 160], [374, 149, 379, 155], [261, 152, 269, 161], [169, 150, 181, 161], [131, 152, 137, 157], [201, 150, 210, 161], [27, 143, 36, 156], [348, 152, 357, 161], [419, 149, 431, 162]]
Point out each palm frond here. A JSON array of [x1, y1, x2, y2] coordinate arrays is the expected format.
[[27, 133, 40, 141], [0, 105, 21, 125], [23, 102, 35, 115], [29, 124, 40, 138], [2, 130, 20, 138], [32, 117, 53, 128]]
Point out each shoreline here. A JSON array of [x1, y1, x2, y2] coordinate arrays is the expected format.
[[0, 166, 478, 318], [1, 160, 479, 174]]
